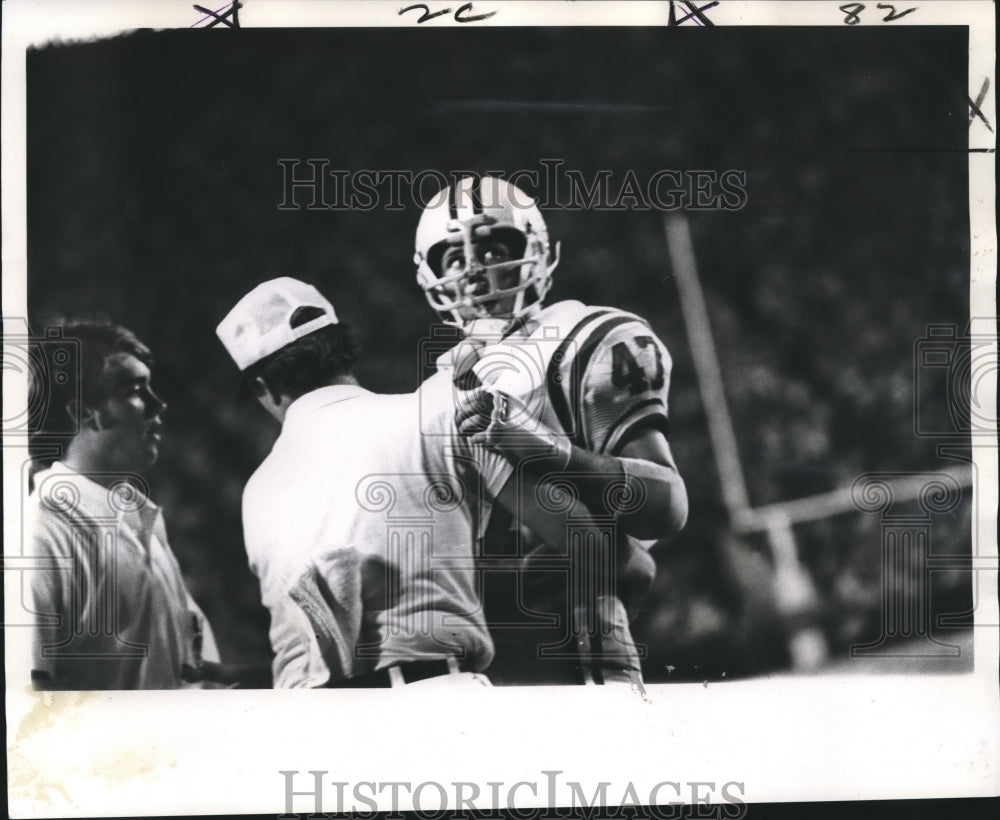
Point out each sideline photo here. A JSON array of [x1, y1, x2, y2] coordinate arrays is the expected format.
[[3, 1, 997, 816]]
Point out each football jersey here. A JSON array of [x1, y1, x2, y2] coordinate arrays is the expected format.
[[420, 300, 673, 683], [422, 299, 673, 533], [475, 299, 672, 453]]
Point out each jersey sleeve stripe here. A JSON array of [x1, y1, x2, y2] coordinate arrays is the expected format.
[[601, 398, 669, 455], [567, 314, 645, 449], [545, 309, 615, 437]]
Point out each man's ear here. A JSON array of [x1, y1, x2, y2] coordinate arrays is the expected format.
[[70, 400, 102, 431], [249, 376, 287, 423], [250, 376, 269, 400], [251, 376, 282, 406]]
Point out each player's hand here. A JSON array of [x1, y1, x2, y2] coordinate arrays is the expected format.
[[454, 386, 526, 443], [454, 385, 496, 438], [458, 388, 573, 471]]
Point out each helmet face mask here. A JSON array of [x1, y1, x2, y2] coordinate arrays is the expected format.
[[414, 177, 559, 330]]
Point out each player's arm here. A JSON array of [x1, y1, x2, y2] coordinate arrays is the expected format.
[[457, 395, 688, 543], [457, 428, 609, 561], [487, 447, 658, 621], [570, 423, 687, 541], [459, 320, 687, 542], [490, 468, 591, 558], [461, 399, 659, 619]]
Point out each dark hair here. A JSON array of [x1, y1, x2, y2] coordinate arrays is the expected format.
[[244, 320, 360, 402], [28, 318, 153, 462]]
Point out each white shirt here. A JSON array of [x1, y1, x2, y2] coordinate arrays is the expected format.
[[242, 385, 494, 688], [28, 463, 219, 690]]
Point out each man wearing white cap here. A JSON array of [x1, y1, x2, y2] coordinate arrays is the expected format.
[[218, 277, 595, 688]]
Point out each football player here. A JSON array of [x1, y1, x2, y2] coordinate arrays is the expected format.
[[414, 176, 688, 685]]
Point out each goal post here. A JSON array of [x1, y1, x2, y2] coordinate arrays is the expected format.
[[663, 212, 973, 671]]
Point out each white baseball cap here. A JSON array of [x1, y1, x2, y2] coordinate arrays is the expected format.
[[216, 277, 339, 371]]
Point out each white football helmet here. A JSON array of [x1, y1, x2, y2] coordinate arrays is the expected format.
[[414, 176, 559, 330]]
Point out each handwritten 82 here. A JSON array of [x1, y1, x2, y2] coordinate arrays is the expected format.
[[839, 3, 918, 25]]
